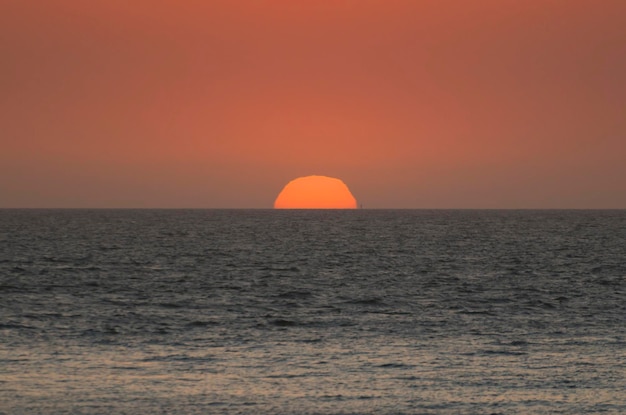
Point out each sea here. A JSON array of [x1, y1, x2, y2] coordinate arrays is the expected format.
[[1, 209, 625, 415]]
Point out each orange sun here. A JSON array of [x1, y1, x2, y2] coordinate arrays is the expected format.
[[274, 175, 357, 209]]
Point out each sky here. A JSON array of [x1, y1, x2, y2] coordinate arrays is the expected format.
[[2, 0, 625, 208]]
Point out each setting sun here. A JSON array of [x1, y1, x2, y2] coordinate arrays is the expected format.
[[274, 176, 357, 209]]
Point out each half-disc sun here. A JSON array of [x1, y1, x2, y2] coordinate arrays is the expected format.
[[274, 175, 357, 209]]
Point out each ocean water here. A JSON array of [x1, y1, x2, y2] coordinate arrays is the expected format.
[[1, 209, 625, 415]]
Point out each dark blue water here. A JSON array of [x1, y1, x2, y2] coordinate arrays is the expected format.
[[1, 209, 625, 414]]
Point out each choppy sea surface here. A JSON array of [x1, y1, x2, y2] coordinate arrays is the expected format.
[[1, 209, 625, 414]]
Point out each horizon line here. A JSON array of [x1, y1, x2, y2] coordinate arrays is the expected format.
[[1, 207, 624, 211]]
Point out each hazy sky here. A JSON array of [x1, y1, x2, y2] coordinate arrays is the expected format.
[[2, 0, 625, 208]]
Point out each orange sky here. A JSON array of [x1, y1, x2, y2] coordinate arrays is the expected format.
[[2, 0, 625, 208]]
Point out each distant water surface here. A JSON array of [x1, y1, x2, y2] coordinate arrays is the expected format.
[[1, 209, 625, 414]]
